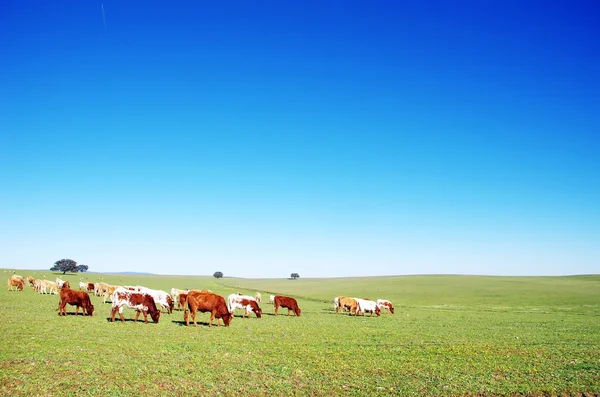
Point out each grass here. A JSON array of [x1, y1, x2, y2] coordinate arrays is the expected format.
[[1, 269, 599, 396]]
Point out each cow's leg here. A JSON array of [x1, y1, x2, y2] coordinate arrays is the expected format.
[[192, 311, 198, 327], [134, 311, 141, 323], [110, 306, 117, 322], [209, 312, 215, 328], [274, 305, 279, 316], [75, 306, 80, 316], [288, 309, 291, 316]]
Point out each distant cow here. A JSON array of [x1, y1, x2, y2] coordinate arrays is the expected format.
[[39, 280, 59, 295], [110, 287, 161, 324], [171, 288, 189, 310], [227, 294, 262, 319], [184, 291, 232, 327], [95, 282, 109, 297], [355, 298, 381, 317], [58, 288, 94, 316], [79, 281, 87, 290], [273, 295, 301, 316], [87, 283, 95, 293], [7, 275, 24, 291], [377, 299, 394, 314], [255, 292, 262, 303], [338, 296, 358, 315], [103, 285, 122, 303], [56, 278, 65, 289], [27, 276, 36, 287]]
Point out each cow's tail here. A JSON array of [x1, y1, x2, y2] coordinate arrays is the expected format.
[[183, 294, 190, 321]]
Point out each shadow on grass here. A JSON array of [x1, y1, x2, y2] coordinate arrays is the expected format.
[[171, 320, 228, 328], [57, 312, 92, 317], [105, 317, 158, 324]]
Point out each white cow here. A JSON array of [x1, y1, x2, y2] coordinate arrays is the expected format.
[[56, 278, 65, 289], [79, 281, 88, 290], [138, 287, 174, 314], [354, 298, 381, 317], [269, 295, 275, 304]]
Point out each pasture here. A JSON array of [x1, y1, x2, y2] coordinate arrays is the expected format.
[[1, 270, 599, 396]]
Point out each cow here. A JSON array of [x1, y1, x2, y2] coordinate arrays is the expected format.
[[62, 281, 70, 289], [178, 293, 188, 312], [355, 298, 381, 317], [56, 278, 65, 289], [33, 279, 43, 293], [269, 295, 275, 303], [27, 276, 36, 287], [57, 288, 94, 316], [79, 281, 87, 290], [103, 285, 122, 303], [137, 287, 174, 314], [39, 280, 59, 295], [87, 283, 95, 293], [376, 299, 395, 314], [171, 288, 188, 309], [95, 282, 109, 297], [110, 287, 161, 324], [338, 296, 358, 315], [7, 275, 24, 291], [227, 294, 262, 318], [334, 296, 341, 313], [273, 295, 301, 316], [184, 291, 232, 327], [255, 292, 262, 303]]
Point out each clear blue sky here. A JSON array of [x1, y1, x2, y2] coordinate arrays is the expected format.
[[1, 1, 598, 278]]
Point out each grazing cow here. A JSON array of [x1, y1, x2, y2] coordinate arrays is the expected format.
[[273, 295, 301, 316], [137, 287, 174, 314], [79, 281, 87, 290], [227, 294, 262, 319], [58, 288, 94, 316], [355, 298, 381, 317], [7, 275, 24, 291], [87, 283, 95, 293], [27, 276, 36, 287], [338, 296, 358, 315], [110, 287, 161, 324], [33, 279, 43, 293], [255, 292, 262, 303], [39, 280, 59, 295], [184, 291, 232, 327], [376, 299, 394, 314], [269, 295, 275, 303]]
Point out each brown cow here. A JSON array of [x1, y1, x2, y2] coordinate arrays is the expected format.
[[87, 283, 95, 293], [338, 296, 358, 315], [178, 293, 188, 311], [110, 287, 161, 324], [62, 281, 71, 289], [58, 288, 95, 316], [184, 291, 232, 327], [7, 275, 24, 291], [273, 295, 301, 316]]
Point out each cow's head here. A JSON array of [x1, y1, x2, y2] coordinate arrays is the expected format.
[[251, 302, 262, 318], [295, 307, 302, 317], [18, 282, 24, 291], [167, 296, 174, 314], [222, 311, 233, 327], [150, 310, 161, 324], [375, 305, 381, 316], [389, 305, 394, 314], [87, 304, 95, 316]]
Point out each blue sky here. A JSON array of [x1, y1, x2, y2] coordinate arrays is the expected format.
[[1, 1, 598, 278]]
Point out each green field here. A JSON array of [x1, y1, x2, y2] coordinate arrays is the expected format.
[[1, 270, 599, 396]]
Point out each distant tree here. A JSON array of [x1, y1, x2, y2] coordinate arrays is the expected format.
[[290, 273, 300, 280], [78, 264, 89, 273], [50, 259, 80, 275], [213, 271, 223, 279]]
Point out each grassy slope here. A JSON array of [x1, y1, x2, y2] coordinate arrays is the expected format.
[[1, 270, 598, 396]]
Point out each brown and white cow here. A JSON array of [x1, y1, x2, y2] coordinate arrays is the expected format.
[[7, 275, 24, 291], [273, 295, 301, 316], [184, 291, 232, 327], [58, 288, 95, 316], [110, 287, 161, 324], [227, 294, 262, 318], [376, 299, 394, 314]]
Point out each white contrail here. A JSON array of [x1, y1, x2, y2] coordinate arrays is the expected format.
[[101, 3, 107, 32]]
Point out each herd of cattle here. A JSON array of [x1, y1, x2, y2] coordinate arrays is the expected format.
[[7, 274, 395, 327]]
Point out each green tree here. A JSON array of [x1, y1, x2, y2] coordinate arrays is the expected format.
[[50, 259, 79, 274], [213, 271, 223, 279], [290, 273, 300, 280]]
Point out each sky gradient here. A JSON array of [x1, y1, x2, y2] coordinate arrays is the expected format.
[[1, 1, 598, 278]]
